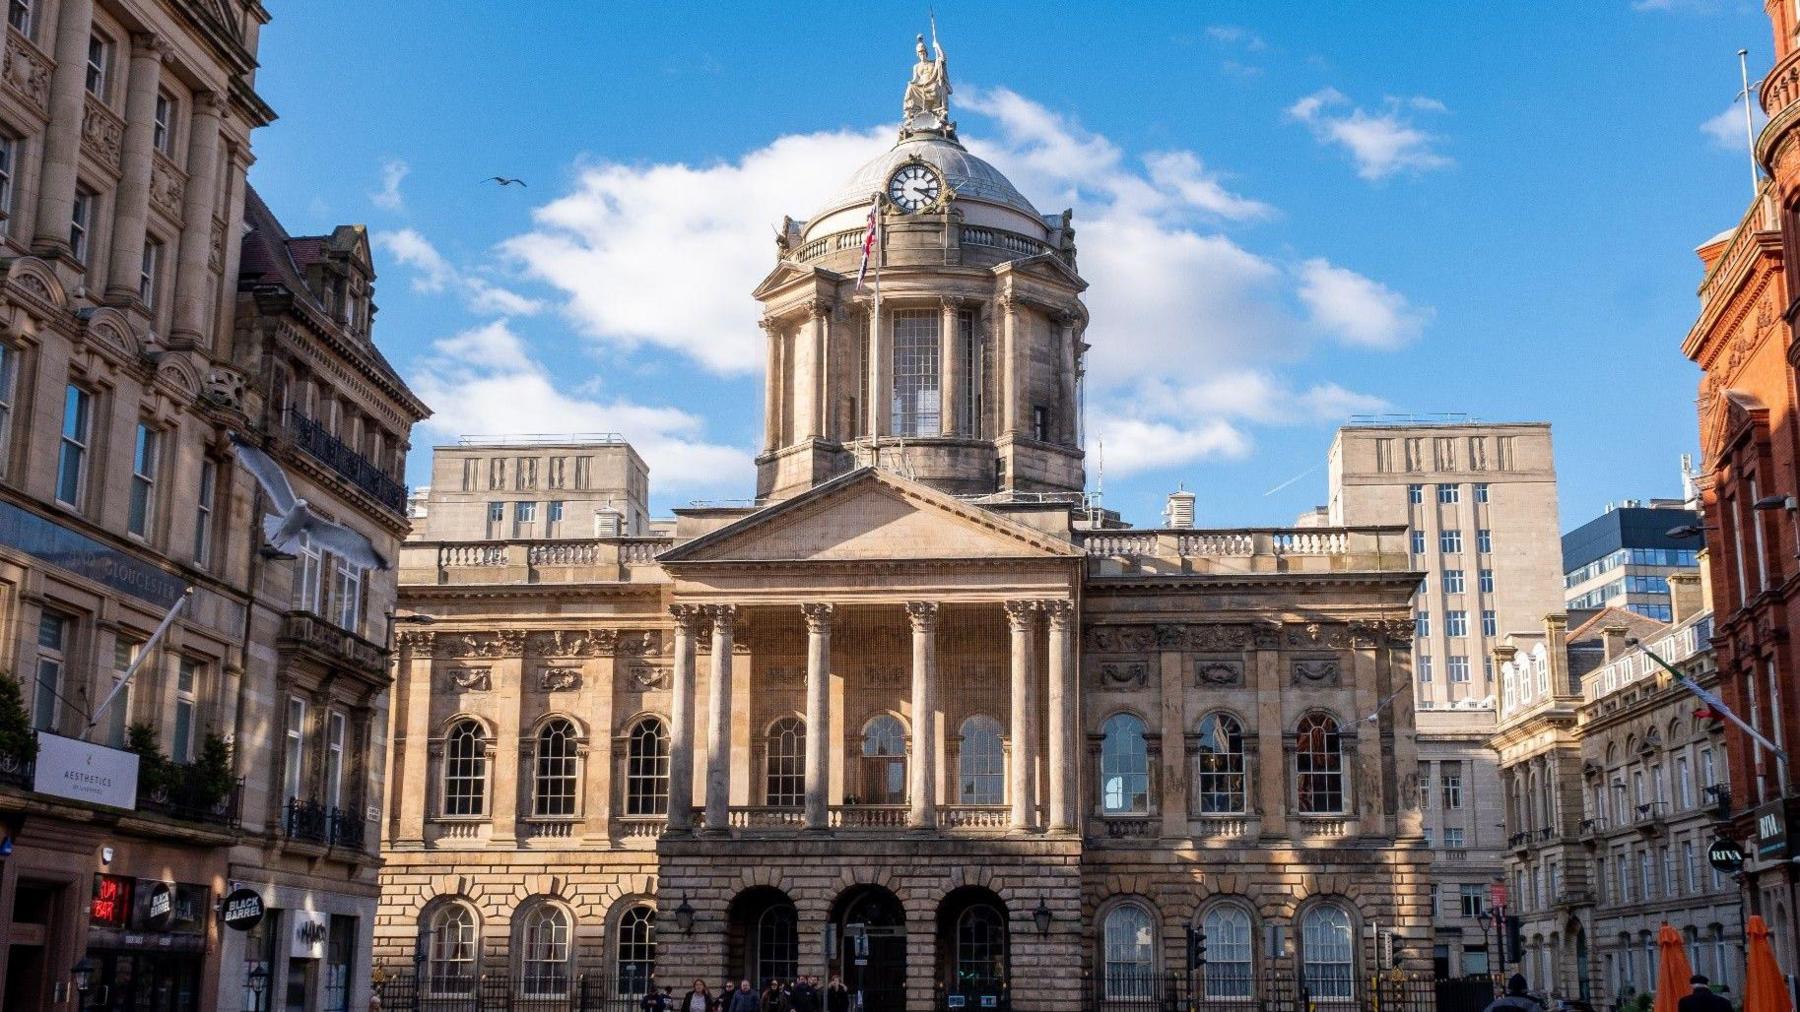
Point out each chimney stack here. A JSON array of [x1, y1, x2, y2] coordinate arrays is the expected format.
[[1163, 487, 1195, 529], [1668, 570, 1703, 624], [1601, 624, 1630, 663]]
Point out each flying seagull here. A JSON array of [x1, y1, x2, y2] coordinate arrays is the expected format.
[[481, 176, 527, 187], [1363, 686, 1409, 724], [229, 433, 390, 571]]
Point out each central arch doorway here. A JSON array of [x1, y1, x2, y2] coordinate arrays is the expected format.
[[937, 888, 1009, 1009], [831, 886, 907, 1012], [728, 887, 800, 987]]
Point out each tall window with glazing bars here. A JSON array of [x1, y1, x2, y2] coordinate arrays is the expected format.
[[890, 309, 940, 436]]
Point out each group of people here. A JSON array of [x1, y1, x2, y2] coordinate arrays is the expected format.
[[1481, 972, 1733, 1012], [644, 975, 853, 1012]]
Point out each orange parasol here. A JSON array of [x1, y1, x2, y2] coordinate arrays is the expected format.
[[1654, 922, 1696, 1012], [1747, 915, 1795, 1012]]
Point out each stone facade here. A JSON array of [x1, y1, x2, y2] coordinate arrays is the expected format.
[[1328, 421, 1565, 974], [0, 4, 426, 1010], [377, 44, 1429, 1012], [416, 437, 651, 541]]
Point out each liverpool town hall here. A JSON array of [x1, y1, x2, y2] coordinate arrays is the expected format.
[[377, 43, 1431, 1011]]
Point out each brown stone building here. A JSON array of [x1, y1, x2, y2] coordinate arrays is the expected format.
[[0, 3, 427, 1010], [376, 45, 1430, 1012], [1682, 0, 1800, 976]]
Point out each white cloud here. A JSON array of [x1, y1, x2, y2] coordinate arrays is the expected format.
[[1287, 88, 1452, 181], [466, 85, 1411, 482], [376, 228, 544, 317], [1205, 25, 1267, 51], [410, 320, 752, 490], [501, 128, 891, 374], [1296, 258, 1431, 349], [371, 159, 410, 210], [1701, 101, 1767, 152]]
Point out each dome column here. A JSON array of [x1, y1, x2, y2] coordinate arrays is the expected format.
[[940, 297, 964, 436], [760, 318, 782, 452], [998, 293, 1021, 437]]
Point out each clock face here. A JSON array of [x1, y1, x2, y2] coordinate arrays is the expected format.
[[886, 164, 941, 212]]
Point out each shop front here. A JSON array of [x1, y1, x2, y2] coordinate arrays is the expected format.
[[82, 874, 214, 1011], [216, 877, 375, 1012]]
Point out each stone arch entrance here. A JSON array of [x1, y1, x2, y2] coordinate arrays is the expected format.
[[831, 885, 907, 1012], [729, 887, 800, 987], [936, 887, 1009, 1006], [1570, 918, 1591, 1002]]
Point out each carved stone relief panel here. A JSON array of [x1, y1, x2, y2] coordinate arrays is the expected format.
[[538, 667, 582, 691], [1194, 658, 1244, 688], [445, 667, 492, 691], [1291, 657, 1341, 687], [1092, 657, 1150, 690], [622, 663, 670, 692]]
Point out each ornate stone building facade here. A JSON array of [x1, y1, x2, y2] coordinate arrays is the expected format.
[[0, 3, 426, 1010], [376, 43, 1430, 1012]]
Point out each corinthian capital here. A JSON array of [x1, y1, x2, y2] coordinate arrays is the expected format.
[[1003, 599, 1038, 632], [800, 602, 834, 634], [669, 604, 705, 632], [1040, 599, 1074, 628], [905, 601, 940, 632], [704, 604, 739, 634]]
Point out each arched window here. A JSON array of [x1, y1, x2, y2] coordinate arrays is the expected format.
[[862, 715, 907, 804], [519, 903, 571, 997], [615, 905, 656, 994], [955, 903, 1008, 992], [1194, 713, 1246, 814], [1100, 714, 1149, 815], [1202, 905, 1254, 998], [765, 717, 805, 808], [756, 902, 799, 984], [958, 716, 1005, 805], [443, 720, 487, 817], [1301, 904, 1355, 999], [626, 718, 669, 816], [422, 903, 478, 995], [1101, 903, 1156, 998], [533, 719, 579, 817], [1295, 714, 1345, 814]]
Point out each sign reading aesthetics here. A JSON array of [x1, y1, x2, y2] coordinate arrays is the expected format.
[[33, 732, 138, 809]]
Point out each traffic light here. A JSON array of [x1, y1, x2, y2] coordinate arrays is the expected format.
[[1186, 926, 1207, 971], [1505, 916, 1524, 966]]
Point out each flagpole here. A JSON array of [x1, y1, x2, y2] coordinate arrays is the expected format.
[[86, 586, 194, 740], [873, 193, 883, 465], [1740, 48, 1760, 199], [1636, 635, 1786, 764]]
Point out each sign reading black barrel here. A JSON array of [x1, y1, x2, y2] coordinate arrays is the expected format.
[[221, 888, 265, 932], [1709, 837, 1747, 875]]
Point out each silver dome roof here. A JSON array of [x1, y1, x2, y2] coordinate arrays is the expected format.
[[819, 136, 1040, 219]]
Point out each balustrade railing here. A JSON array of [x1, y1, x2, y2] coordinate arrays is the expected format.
[[440, 543, 507, 567], [615, 816, 662, 838], [959, 225, 1050, 258], [829, 804, 907, 828], [1294, 816, 1352, 838], [940, 805, 1010, 829], [525, 818, 576, 840], [529, 542, 600, 566], [729, 806, 807, 828], [285, 410, 407, 515], [1177, 532, 1254, 557], [1191, 816, 1253, 838]]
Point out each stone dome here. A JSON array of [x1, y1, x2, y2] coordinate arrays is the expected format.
[[816, 136, 1041, 224]]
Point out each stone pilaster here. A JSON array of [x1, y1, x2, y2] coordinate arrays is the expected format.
[[1044, 600, 1075, 833], [31, 0, 93, 262], [169, 91, 223, 346]]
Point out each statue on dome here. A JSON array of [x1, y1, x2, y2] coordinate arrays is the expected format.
[[903, 26, 951, 130]]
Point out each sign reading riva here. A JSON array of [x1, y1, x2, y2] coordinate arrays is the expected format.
[[32, 732, 138, 810], [1757, 801, 1791, 861], [1709, 837, 1746, 875]]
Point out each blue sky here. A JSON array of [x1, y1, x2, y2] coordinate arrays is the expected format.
[[248, 2, 1767, 530]]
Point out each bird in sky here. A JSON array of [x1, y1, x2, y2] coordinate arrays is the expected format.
[[229, 433, 390, 571], [481, 176, 527, 187]]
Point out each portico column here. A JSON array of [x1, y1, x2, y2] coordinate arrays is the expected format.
[[666, 605, 703, 830], [104, 33, 167, 303], [702, 604, 738, 830], [31, 0, 93, 260], [1006, 599, 1039, 830], [1043, 600, 1075, 833], [906, 601, 939, 828], [169, 91, 223, 346], [802, 603, 833, 829]]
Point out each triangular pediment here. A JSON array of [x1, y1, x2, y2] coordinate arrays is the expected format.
[[661, 468, 1082, 565], [752, 261, 843, 302], [994, 251, 1087, 292]]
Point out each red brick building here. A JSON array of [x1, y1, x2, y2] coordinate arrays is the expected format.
[[1681, 4, 1800, 972]]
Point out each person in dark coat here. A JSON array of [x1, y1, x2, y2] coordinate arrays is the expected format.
[[824, 975, 850, 1012], [726, 980, 761, 1012], [681, 980, 713, 1012], [762, 979, 791, 1012], [790, 975, 819, 1012], [1483, 975, 1542, 1012], [1678, 976, 1733, 1012]]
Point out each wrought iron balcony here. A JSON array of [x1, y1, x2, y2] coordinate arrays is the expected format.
[[285, 410, 407, 515], [278, 611, 386, 677], [139, 775, 243, 829], [0, 751, 31, 791], [286, 797, 366, 849]]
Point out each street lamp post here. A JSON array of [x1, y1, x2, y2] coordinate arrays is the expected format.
[[248, 964, 269, 1012]]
